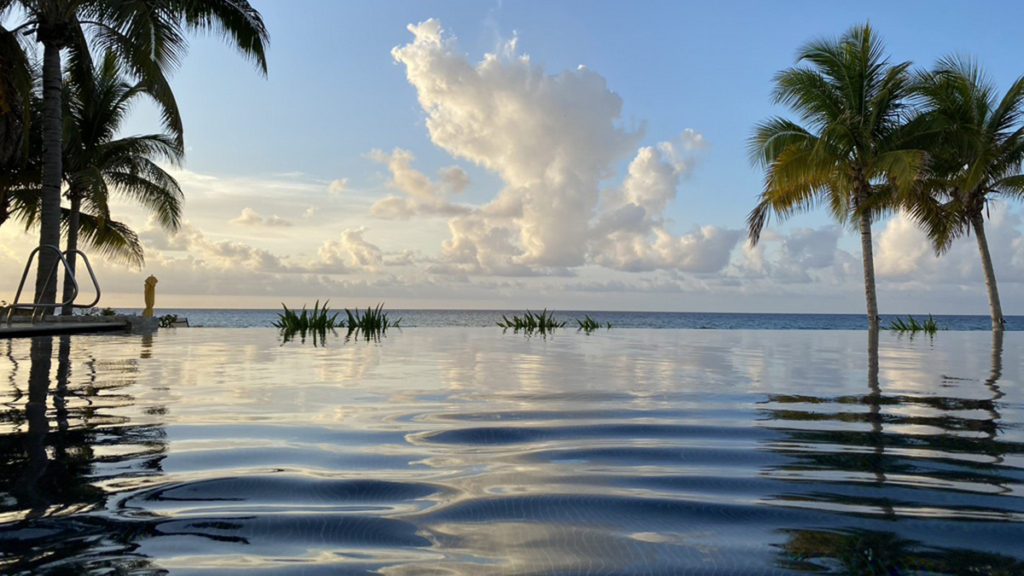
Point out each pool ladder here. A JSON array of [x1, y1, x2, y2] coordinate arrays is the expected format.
[[4, 245, 101, 325]]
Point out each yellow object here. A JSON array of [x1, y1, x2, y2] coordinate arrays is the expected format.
[[143, 275, 158, 318]]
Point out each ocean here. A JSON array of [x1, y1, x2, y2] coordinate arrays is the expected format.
[[122, 308, 1022, 330]]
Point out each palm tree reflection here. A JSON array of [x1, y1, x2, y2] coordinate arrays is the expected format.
[[0, 336, 168, 572], [767, 329, 1022, 572], [13, 336, 52, 515]]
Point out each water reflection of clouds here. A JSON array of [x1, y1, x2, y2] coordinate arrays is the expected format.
[[1, 328, 1022, 574]]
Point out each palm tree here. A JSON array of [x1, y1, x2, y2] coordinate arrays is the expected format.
[[58, 50, 184, 313], [0, 0, 268, 312], [908, 57, 1024, 331], [3, 55, 163, 270], [747, 24, 925, 330]]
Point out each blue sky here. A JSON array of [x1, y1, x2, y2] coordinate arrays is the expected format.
[[4, 0, 1024, 312], [145, 0, 1024, 228]]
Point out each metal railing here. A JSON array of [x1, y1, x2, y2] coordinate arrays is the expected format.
[[4, 245, 102, 325]]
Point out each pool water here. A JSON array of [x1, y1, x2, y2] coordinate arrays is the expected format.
[[0, 328, 1022, 574]]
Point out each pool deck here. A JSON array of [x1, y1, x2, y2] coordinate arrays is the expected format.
[[0, 316, 151, 338]]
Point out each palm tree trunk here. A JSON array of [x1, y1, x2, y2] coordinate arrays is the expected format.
[[859, 209, 880, 331], [971, 213, 1005, 331], [34, 41, 64, 313], [60, 192, 81, 316]]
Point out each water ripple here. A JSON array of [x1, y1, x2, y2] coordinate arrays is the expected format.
[[0, 329, 1022, 574]]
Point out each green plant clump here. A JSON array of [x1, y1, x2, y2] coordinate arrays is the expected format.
[[158, 314, 179, 328], [497, 309, 566, 334], [274, 300, 342, 346], [274, 300, 342, 332], [576, 314, 612, 334], [887, 315, 941, 336], [345, 303, 401, 341]]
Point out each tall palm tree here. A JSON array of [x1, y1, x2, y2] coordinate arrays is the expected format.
[[747, 24, 925, 330], [58, 50, 184, 313], [0, 0, 268, 312], [908, 57, 1024, 331]]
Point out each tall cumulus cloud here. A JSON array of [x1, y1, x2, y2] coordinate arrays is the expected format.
[[391, 19, 740, 275]]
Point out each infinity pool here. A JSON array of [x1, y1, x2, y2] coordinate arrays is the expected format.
[[1, 328, 1022, 574]]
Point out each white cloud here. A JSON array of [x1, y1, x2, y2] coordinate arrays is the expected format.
[[783, 227, 841, 269], [328, 178, 349, 195], [391, 19, 730, 275], [316, 227, 385, 272], [393, 19, 638, 269], [231, 207, 293, 227], [726, 225, 853, 286], [876, 205, 1024, 285], [588, 142, 741, 272], [141, 219, 292, 273], [438, 166, 470, 194], [876, 214, 937, 279], [369, 148, 472, 219]]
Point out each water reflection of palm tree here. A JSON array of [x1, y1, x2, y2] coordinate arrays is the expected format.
[[768, 330, 1022, 572], [15, 337, 52, 515], [865, 328, 889, 492], [779, 527, 1024, 574], [9, 336, 105, 516], [864, 329, 898, 520], [985, 330, 1004, 455], [764, 330, 1018, 499], [0, 335, 169, 572]]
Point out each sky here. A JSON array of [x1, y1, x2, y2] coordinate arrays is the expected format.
[[3, 0, 1024, 313]]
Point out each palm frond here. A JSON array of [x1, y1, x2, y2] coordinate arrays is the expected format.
[[0, 21, 33, 167], [103, 161, 183, 231], [177, 0, 269, 75], [749, 23, 924, 248], [993, 174, 1024, 201], [72, 212, 145, 267], [748, 117, 814, 167]]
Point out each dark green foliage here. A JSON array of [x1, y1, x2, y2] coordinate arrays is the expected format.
[[576, 314, 611, 334], [497, 309, 566, 335], [887, 315, 941, 336], [274, 300, 341, 346], [274, 300, 341, 331], [274, 301, 400, 344], [344, 303, 400, 341]]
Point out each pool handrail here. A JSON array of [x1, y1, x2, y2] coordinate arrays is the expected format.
[[4, 246, 102, 324]]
